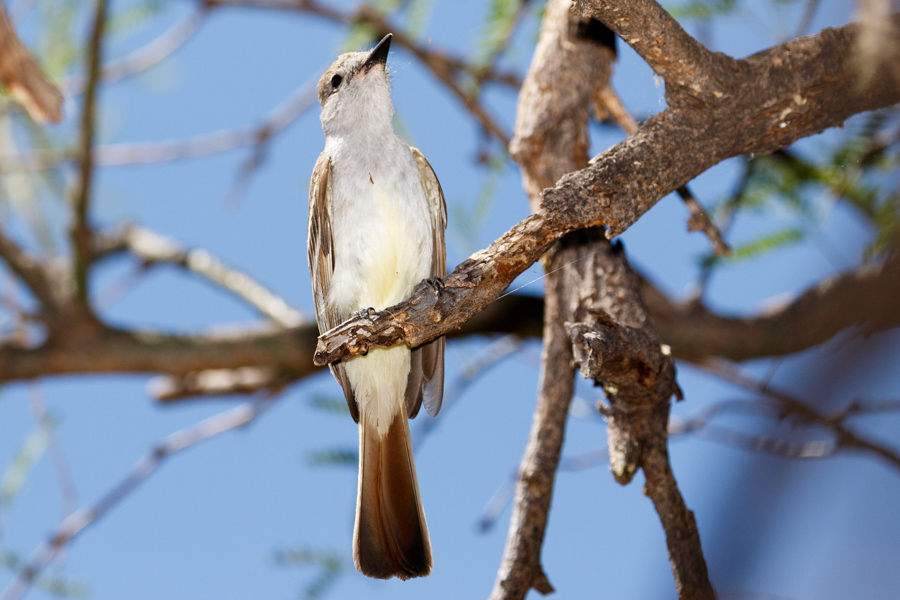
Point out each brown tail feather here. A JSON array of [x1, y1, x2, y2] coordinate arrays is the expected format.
[[353, 407, 432, 580]]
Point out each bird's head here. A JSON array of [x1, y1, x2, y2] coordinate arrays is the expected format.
[[318, 34, 394, 137]]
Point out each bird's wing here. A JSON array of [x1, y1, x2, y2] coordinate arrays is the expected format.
[[408, 147, 446, 418], [308, 151, 359, 423]]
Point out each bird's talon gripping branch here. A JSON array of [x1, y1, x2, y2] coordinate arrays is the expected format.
[[355, 307, 377, 320], [425, 277, 445, 292]]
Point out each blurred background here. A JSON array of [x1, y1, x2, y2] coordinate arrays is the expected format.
[[1, 0, 899, 598]]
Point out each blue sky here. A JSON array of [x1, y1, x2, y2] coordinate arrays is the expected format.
[[2, 1, 900, 599]]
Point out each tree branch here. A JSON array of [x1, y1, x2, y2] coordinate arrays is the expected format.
[[69, 0, 108, 313], [491, 3, 615, 598], [0, 5, 63, 123], [0, 396, 278, 600], [1, 78, 318, 171], [701, 361, 900, 472], [204, 0, 515, 145], [575, 0, 738, 105], [642, 254, 900, 362], [65, 8, 208, 96], [1, 253, 898, 387], [592, 86, 731, 255], [0, 228, 57, 311], [313, 15, 900, 366], [99, 225, 307, 327]]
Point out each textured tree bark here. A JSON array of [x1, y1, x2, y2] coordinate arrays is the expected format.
[[2, 256, 899, 390], [313, 13, 900, 365], [2, 4, 899, 405], [566, 237, 714, 599], [488, 243, 577, 600], [490, 2, 614, 597]]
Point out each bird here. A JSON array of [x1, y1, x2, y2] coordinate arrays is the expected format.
[[306, 33, 446, 580]]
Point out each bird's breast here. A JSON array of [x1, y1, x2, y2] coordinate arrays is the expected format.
[[327, 155, 433, 317]]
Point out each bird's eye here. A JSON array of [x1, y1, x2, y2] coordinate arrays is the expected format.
[[331, 74, 343, 89]]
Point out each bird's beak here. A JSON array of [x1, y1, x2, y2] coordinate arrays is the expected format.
[[363, 34, 392, 71]]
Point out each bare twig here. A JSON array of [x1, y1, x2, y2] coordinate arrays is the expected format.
[[66, 9, 208, 96], [0, 79, 318, 171], [69, 0, 109, 312], [100, 225, 306, 327], [29, 384, 77, 520], [0, 395, 279, 600], [410, 335, 522, 448], [150, 367, 289, 402], [205, 0, 514, 145], [699, 361, 900, 472], [0, 5, 63, 123]]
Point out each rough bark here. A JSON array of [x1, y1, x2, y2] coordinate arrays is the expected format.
[[313, 13, 900, 364], [490, 2, 615, 598], [566, 238, 713, 599]]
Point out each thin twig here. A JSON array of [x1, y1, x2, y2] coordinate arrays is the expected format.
[[101, 225, 306, 327], [411, 335, 522, 448], [28, 384, 77, 520], [0, 395, 279, 600], [1, 79, 318, 170], [699, 360, 900, 472], [0, 228, 56, 309], [65, 8, 208, 96], [206, 0, 514, 146], [69, 0, 109, 311]]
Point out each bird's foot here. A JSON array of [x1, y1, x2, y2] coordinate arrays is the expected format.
[[355, 307, 377, 320], [424, 277, 445, 293]]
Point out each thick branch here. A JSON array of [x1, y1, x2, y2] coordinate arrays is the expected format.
[[592, 86, 731, 255], [2, 253, 898, 384], [314, 16, 900, 366], [564, 236, 713, 599], [642, 254, 900, 362], [576, 0, 736, 104], [488, 243, 578, 600], [491, 3, 614, 598]]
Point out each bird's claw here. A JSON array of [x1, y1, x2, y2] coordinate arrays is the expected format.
[[355, 307, 377, 320], [425, 277, 445, 292]]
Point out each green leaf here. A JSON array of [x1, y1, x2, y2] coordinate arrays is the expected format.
[[107, 0, 166, 37], [700, 227, 804, 268], [308, 394, 350, 416], [307, 448, 357, 467], [473, 0, 523, 66], [1, 429, 47, 505], [667, 0, 737, 20], [275, 548, 344, 600]]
